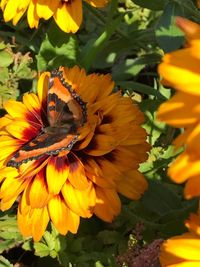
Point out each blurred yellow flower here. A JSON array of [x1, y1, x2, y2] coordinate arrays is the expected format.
[[0, 0, 108, 33], [160, 212, 200, 267], [0, 66, 149, 241], [157, 17, 200, 199]]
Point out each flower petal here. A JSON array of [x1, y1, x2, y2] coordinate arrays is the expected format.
[[68, 153, 89, 190], [116, 170, 148, 200], [28, 170, 50, 208], [46, 155, 69, 194], [36, 0, 59, 19], [85, 0, 108, 7], [54, 1, 82, 33], [94, 187, 121, 222], [62, 181, 96, 218]]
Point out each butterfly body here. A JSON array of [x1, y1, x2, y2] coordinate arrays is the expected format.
[[7, 68, 87, 167]]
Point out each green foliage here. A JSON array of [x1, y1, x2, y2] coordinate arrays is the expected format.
[[0, 256, 13, 267], [0, 0, 200, 266], [0, 212, 24, 254], [37, 22, 78, 71], [0, 42, 35, 107]]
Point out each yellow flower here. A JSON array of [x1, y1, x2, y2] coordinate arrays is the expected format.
[[160, 212, 200, 267], [157, 17, 200, 199], [0, 0, 107, 33], [0, 66, 149, 241]]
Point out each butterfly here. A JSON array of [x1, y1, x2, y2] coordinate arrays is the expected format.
[[7, 68, 87, 168]]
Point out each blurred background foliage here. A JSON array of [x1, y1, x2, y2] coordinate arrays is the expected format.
[[0, 0, 200, 266]]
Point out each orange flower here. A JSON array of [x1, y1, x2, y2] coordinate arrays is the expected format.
[[0, 0, 108, 33], [157, 17, 200, 199], [160, 212, 200, 267], [0, 66, 149, 241]]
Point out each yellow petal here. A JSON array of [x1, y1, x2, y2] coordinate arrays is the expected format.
[[36, 0, 59, 19], [0, 115, 12, 129], [3, 100, 28, 118], [54, 1, 82, 33], [158, 48, 200, 96], [0, 166, 18, 183], [161, 233, 200, 261], [27, 0, 39, 28], [0, 176, 28, 204], [28, 170, 50, 208], [3, 0, 19, 21], [46, 155, 69, 194], [6, 119, 39, 141], [23, 93, 42, 124], [48, 195, 70, 235], [37, 72, 50, 104], [62, 181, 96, 218]]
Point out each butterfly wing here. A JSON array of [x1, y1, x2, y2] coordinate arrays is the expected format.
[[48, 75, 85, 133], [7, 132, 78, 167], [7, 69, 87, 167]]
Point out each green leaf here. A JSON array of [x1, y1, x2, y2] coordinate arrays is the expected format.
[[133, 0, 167, 10], [80, 16, 122, 71], [0, 256, 13, 267], [37, 22, 78, 71], [155, 1, 185, 52], [97, 231, 121, 245], [0, 42, 7, 50], [142, 180, 183, 216], [34, 242, 51, 257], [116, 82, 166, 100], [0, 50, 13, 67]]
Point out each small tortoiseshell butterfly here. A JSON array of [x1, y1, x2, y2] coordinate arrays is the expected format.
[[7, 68, 87, 167]]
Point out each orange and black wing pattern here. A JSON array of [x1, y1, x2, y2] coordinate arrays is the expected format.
[[7, 68, 87, 167]]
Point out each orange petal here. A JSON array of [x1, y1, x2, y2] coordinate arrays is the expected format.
[[46, 155, 69, 194], [85, 0, 108, 7], [31, 206, 50, 241], [116, 170, 148, 200], [68, 153, 89, 190], [168, 152, 200, 183], [85, 134, 117, 156], [157, 92, 200, 127], [18, 204, 49, 241], [48, 195, 70, 235], [94, 187, 121, 222], [62, 181, 96, 218], [176, 16, 200, 41], [28, 170, 50, 208], [184, 176, 200, 199]]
